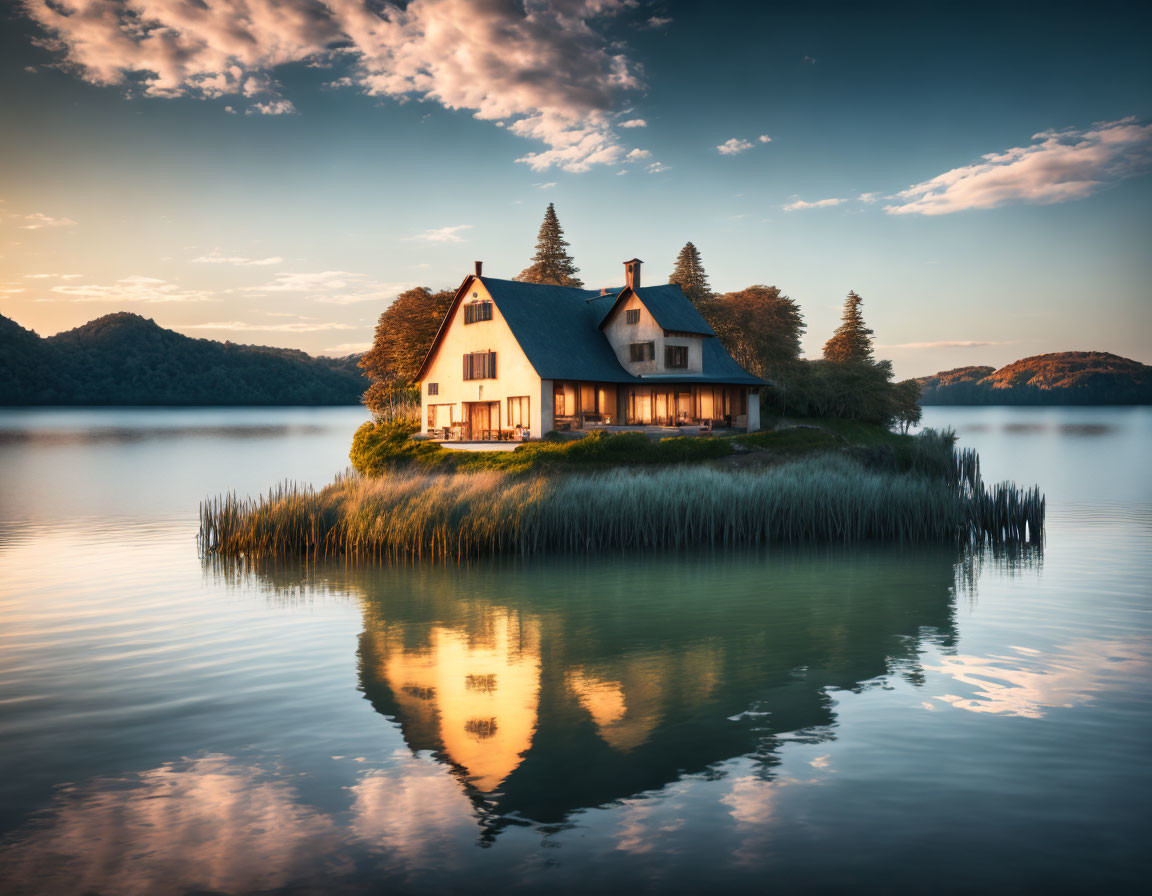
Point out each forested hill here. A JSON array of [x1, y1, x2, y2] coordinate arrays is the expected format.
[[0, 312, 369, 406], [917, 352, 1151, 405]]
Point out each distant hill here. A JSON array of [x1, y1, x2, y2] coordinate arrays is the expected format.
[[917, 352, 1151, 405], [0, 312, 369, 406]]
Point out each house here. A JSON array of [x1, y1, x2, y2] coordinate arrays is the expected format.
[[414, 259, 764, 440]]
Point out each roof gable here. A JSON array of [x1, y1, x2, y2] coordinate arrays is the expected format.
[[600, 283, 716, 336], [414, 275, 762, 386]]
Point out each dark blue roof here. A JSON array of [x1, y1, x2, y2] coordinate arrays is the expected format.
[[625, 284, 717, 336], [461, 277, 763, 385]]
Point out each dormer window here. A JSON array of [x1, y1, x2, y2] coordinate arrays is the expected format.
[[464, 301, 493, 324], [665, 345, 688, 369], [625, 309, 640, 325]]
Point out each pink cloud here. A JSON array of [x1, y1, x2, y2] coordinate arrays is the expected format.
[[886, 117, 1152, 215], [21, 0, 645, 172]]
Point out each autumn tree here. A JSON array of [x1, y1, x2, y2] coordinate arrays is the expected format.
[[669, 242, 712, 305], [359, 286, 453, 419], [514, 203, 583, 287], [823, 290, 874, 363], [703, 285, 805, 412]]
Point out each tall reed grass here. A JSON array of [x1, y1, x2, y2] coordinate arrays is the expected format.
[[200, 452, 1044, 561]]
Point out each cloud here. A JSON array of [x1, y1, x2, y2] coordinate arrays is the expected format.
[[626, 148, 651, 160], [642, 16, 672, 29], [243, 271, 363, 293], [322, 342, 372, 355], [885, 117, 1152, 216], [21, 0, 645, 172], [782, 197, 845, 211], [407, 225, 471, 243], [619, 119, 646, 128], [46, 276, 215, 303], [313, 284, 419, 305], [192, 251, 283, 266], [758, 135, 772, 143], [858, 192, 880, 203], [878, 340, 1016, 350], [717, 138, 754, 155], [25, 273, 82, 279], [646, 161, 669, 174], [533, 182, 557, 190], [183, 320, 357, 333], [802, 55, 815, 64], [247, 99, 296, 116], [16, 212, 76, 230]]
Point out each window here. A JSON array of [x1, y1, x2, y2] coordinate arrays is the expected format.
[[508, 396, 530, 427], [625, 308, 640, 325], [427, 382, 439, 396], [629, 342, 655, 362], [464, 301, 493, 324], [665, 345, 688, 369], [463, 351, 497, 380]]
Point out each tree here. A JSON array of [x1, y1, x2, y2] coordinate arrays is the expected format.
[[823, 290, 874, 363], [515, 203, 583, 287], [702, 285, 805, 384], [360, 286, 454, 418], [669, 242, 712, 305], [891, 379, 923, 433]]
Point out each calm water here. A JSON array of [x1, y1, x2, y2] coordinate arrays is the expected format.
[[0, 406, 1148, 894]]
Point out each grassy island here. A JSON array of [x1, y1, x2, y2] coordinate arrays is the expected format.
[[199, 421, 1044, 561]]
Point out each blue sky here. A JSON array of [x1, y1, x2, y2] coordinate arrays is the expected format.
[[1, 0, 1149, 377]]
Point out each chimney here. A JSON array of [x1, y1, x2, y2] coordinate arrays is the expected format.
[[473, 260, 483, 277], [623, 258, 642, 290]]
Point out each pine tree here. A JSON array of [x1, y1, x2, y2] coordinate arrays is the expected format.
[[668, 242, 712, 305], [823, 290, 875, 363], [514, 203, 583, 288]]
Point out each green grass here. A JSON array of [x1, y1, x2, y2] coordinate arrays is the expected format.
[[350, 422, 733, 476], [349, 418, 940, 478]]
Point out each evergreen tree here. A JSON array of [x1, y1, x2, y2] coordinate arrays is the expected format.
[[823, 290, 875, 363], [515, 203, 583, 287], [668, 241, 712, 305]]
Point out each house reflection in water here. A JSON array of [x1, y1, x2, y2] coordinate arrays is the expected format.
[[353, 546, 969, 827], [367, 611, 542, 793]]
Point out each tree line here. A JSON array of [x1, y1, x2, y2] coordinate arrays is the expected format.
[[362, 204, 922, 431]]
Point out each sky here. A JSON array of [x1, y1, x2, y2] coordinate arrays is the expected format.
[[1, 0, 1149, 378]]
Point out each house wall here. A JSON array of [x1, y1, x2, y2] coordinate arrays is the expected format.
[[418, 278, 544, 438], [602, 293, 703, 375]]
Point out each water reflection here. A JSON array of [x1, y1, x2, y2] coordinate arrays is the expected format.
[[926, 640, 1152, 718], [332, 549, 966, 828]]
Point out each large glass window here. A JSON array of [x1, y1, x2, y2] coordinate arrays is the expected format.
[[463, 351, 497, 380], [507, 396, 530, 427]]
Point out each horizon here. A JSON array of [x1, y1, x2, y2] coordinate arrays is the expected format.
[[1, 1, 1150, 379]]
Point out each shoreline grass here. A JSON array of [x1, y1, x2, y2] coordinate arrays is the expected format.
[[200, 447, 1044, 561]]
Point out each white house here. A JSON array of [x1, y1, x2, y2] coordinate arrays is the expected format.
[[414, 259, 763, 440]]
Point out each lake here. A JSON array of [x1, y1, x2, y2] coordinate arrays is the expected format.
[[0, 406, 1148, 894]]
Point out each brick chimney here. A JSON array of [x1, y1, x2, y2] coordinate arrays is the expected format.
[[623, 258, 643, 290], [474, 261, 483, 277]]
